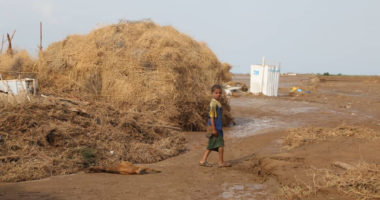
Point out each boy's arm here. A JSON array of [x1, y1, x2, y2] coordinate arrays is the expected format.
[[209, 101, 218, 136], [210, 117, 217, 136]]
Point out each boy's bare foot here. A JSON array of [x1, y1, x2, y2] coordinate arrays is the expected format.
[[218, 162, 232, 168], [199, 161, 213, 167]]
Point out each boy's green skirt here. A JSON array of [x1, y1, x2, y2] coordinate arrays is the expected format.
[[207, 135, 224, 151]]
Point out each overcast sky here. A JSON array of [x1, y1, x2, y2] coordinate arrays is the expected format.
[[1, 0, 379, 75]]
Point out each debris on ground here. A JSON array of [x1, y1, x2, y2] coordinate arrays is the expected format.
[[224, 81, 249, 96], [0, 96, 186, 182], [283, 126, 380, 149], [289, 86, 311, 96], [279, 162, 380, 200]]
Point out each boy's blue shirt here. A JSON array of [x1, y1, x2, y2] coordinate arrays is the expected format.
[[208, 98, 223, 136]]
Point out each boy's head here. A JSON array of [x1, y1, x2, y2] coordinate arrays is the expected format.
[[211, 84, 222, 100]]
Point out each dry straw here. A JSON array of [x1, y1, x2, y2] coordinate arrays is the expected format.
[[280, 126, 380, 199], [283, 126, 380, 150], [279, 162, 380, 200], [0, 50, 36, 79], [0, 20, 233, 182], [36, 20, 233, 130], [0, 97, 186, 182]]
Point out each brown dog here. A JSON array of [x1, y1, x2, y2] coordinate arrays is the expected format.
[[87, 161, 161, 175]]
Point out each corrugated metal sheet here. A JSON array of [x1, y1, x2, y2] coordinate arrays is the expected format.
[[0, 78, 37, 95]]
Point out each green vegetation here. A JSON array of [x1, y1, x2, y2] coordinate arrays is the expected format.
[[80, 147, 96, 167], [319, 72, 344, 76]]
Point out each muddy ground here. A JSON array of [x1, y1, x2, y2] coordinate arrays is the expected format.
[[1, 74, 379, 200]]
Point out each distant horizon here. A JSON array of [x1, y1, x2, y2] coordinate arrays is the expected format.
[[1, 0, 379, 75], [232, 72, 380, 76]]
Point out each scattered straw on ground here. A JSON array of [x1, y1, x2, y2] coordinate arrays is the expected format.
[[283, 126, 380, 149], [280, 126, 380, 199], [279, 162, 380, 200], [0, 97, 186, 182]]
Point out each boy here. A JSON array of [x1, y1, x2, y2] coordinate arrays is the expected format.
[[199, 84, 231, 167]]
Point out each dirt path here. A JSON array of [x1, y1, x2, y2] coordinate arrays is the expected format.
[[0, 133, 277, 200], [1, 75, 379, 200]]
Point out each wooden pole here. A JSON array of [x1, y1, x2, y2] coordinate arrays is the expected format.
[[39, 22, 43, 51]]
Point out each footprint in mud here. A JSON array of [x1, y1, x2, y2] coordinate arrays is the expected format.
[[220, 183, 266, 200]]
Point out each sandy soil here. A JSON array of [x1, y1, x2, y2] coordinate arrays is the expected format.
[[1, 74, 379, 200]]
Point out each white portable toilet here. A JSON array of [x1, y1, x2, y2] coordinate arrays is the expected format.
[[249, 57, 280, 96], [250, 64, 265, 95]]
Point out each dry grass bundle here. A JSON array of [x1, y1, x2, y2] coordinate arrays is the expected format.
[[0, 92, 30, 105], [0, 97, 185, 182], [278, 184, 315, 200], [0, 50, 36, 79], [283, 126, 380, 149], [36, 20, 232, 131], [279, 162, 380, 200], [221, 63, 233, 82], [331, 162, 380, 199]]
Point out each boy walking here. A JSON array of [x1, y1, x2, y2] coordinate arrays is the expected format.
[[199, 85, 231, 167]]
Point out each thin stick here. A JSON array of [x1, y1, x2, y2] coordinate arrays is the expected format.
[[6, 33, 12, 56], [6, 30, 16, 56], [10, 30, 16, 40], [0, 34, 4, 54]]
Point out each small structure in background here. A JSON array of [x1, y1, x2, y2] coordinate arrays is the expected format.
[[0, 75, 37, 95], [250, 57, 280, 96]]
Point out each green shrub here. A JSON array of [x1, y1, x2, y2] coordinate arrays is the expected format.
[[80, 147, 96, 167]]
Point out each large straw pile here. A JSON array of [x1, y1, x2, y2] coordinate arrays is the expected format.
[[37, 20, 232, 130], [0, 97, 186, 182]]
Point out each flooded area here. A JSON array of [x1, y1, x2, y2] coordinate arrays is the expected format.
[[227, 97, 334, 138], [228, 117, 288, 138], [220, 183, 266, 200]]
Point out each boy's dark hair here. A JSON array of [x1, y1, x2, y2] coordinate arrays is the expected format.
[[211, 84, 222, 92]]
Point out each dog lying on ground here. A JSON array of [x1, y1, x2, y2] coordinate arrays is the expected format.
[[86, 161, 161, 175]]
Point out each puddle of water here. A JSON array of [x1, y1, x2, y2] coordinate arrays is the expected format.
[[228, 117, 289, 138], [231, 98, 319, 115], [220, 183, 266, 200], [287, 106, 317, 114]]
